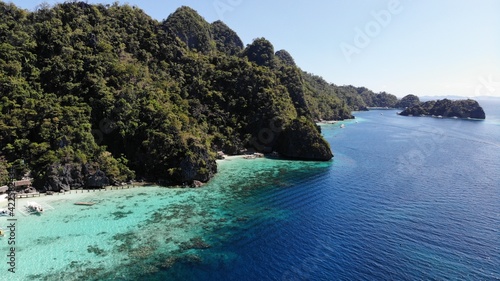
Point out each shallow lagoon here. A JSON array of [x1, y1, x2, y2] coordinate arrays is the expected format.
[[0, 157, 331, 280]]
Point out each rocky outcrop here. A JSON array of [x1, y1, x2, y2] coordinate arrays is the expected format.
[[276, 118, 333, 161], [176, 140, 217, 185], [44, 163, 84, 192], [399, 99, 486, 119], [42, 163, 110, 192], [86, 169, 110, 188]]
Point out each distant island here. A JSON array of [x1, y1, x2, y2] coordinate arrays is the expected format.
[[398, 99, 486, 119]]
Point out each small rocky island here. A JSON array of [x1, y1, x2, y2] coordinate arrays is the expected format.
[[399, 99, 486, 119]]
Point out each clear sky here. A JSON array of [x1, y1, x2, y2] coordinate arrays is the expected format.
[[8, 0, 500, 98]]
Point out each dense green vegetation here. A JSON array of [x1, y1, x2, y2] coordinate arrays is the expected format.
[[396, 94, 420, 108], [0, 2, 404, 189], [399, 99, 486, 119]]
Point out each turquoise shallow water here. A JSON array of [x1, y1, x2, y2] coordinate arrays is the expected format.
[[0, 158, 331, 280], [1, 100, 499, 280]]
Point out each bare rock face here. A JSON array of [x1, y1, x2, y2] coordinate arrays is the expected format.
[[191, 180, 204, 188], [86, 169, 110, 188], [42, 163, 109, 192], [44, 163, 83, 192], [276, 118, 333, 161], [176, 140, 217, 185]]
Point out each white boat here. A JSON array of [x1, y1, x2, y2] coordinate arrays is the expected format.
[[340, 124, 345, 128], [26, 201, 43, 213]]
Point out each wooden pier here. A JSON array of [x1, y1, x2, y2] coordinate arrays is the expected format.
[[9, 184, 145, 201], [16, 192, 41, 199]]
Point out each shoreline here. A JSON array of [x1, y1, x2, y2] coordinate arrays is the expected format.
[[0, 152, 291, 203], [0, 193, 7, 208], [0, 156, 253, 208], [397, 113, 486, 121], [0, 184, 158, 209], [316, 118, 356, 125]]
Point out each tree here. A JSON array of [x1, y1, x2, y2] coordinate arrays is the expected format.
[[275, 49, 296, 67], [243, 38, 276, 67], [0, 157, 9, 185]]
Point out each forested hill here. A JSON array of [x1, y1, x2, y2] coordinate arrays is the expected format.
[[0, 2, 399, 190]]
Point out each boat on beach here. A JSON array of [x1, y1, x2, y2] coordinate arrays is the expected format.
[[243, 153, 265, 159], [26, 201, 44, 213]]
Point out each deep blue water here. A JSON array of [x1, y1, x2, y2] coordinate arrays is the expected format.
[[1, 101, 497, 280], [153, 100, 500, 281]]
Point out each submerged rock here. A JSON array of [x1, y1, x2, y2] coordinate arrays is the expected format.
[[87, 245, 106, 256], [179, 237, 211, 250]]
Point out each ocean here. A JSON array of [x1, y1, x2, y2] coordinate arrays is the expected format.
[[1, 99, 499, 280]]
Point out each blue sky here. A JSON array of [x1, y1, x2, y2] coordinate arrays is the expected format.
[[8, 0, 500, 98]]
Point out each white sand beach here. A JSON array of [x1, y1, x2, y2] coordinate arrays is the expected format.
[[0, 194, 8, 208]]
